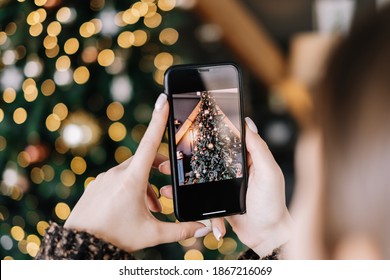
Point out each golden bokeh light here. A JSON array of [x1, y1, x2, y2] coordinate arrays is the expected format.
[[73, 66, 90, 84], [132, 2, 149, 17], [184, 249, 204, 260], [97, 49, 115, 67], [82, 46, 98, 63], [106, 102, 124, 121], [5, 22, 17, 35], [178, 237, 196, 247], [159, 28, 179, 45], [13, 108, 27, 124], [122, 9, 140, 25], [29, 23, 43, 37], [0, 32, 7, 45], [108, 122, 127, 142], [84, 177, 95, 188], [18, 240, 28, 254], [117, 31, 135, 48], [133, 30, 148, 46], [158, 143, 169, 158], [47, 21, 62, 36], [158, 0, 176, 11], [203, 232, 223, 250], [24, 85, 38, 102], [3, 88, 16, 103], [45, 44, 60, 58], [153, 69, 164, 85], [10, 226, 25, 241], [41, 79, 56, 96], [79, 22, 95, 38], [145, 3, 157, 18], [0, 136, 7, 151], [218, 237, 237, 255], [160, 196, 174, 215], [31, 167, 44, 184], [17, 151, 31, 168], [46, 114, 61, 132], [144, 13, 162, 28], [23, 78, 36, 90], [114, 146, 132, 163], [27, 234, 41, 247], [56, 55, 71, 71], [154, 52, 173, 70], [36, 8, 47, 23], [60, 169, 76, 187], [90, 18, 102, 34], [26, 242, 40, 257], [36, 221, 50, 236], [27, 11, 40, 26], [64, 38, 79, 55], [34, 0, 47, 6], [53, 103, 68, 120], [55, 202, 71, 220], [42, 165, 55, 182], [70, 156, 87, 175], [43, 35, 58, 49], [131, 124, 147, 142], [57, 7, 72, 23]]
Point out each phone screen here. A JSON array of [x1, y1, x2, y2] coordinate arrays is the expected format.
[[165, 64, 247, 221], [173, 89, 243, 186]]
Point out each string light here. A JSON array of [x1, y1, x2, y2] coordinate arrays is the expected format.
[[64, 38, 79, 55], [3, 88, 16, 103], [106, 102, 124, 121], [73, 66, 90, 84], [13, 108, 27, 124], [114, 146, 132, 163], [144, 13, 162, 28], [41, 79, 56, 96], [108, 122, 127, 142], [159, 28, 179, 45]]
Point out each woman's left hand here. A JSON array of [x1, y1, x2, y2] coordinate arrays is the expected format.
[[64, 94, 209, 253]]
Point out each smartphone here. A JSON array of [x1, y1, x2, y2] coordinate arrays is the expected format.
[[164, 63, 248, 222]]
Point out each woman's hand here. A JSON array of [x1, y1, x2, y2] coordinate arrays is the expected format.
[[226, 118, 293, 257], [159, 117, 293, 257], [64, 94, 209, 253]]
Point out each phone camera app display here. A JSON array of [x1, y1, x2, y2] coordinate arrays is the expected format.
[[173, 89, 243, 186]]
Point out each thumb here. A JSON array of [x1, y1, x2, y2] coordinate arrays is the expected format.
[[157, 222, 211, 243]]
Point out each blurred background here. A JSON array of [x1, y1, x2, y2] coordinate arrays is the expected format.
[[0, 0, 385, 260]]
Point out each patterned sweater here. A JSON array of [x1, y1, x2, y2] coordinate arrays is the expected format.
[[35, 222, 278, 260]]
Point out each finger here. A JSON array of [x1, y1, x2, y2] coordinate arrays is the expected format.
[[245, 118, 279, 173], [211, 218, 226, 241], [152, 154, 169, 170], [157, 221, 211, 244], [129, 94, 169, 178], [160, 185, 173, 199], [146, 183, 161, 212], [158, 160, 171, 175]]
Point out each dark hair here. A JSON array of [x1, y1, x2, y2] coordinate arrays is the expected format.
[[318, 5, 390, 258]]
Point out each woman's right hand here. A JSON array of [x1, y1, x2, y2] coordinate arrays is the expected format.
[[159, 117, 293, 257], [225, 117, 293, 257]]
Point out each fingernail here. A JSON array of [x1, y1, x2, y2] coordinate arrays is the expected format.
[[194, 226, 211, 238], [158, 161, 168, 172], [213, 227, 222, 241], [155, 93, 167, 111], [245, 117, 258, 134]]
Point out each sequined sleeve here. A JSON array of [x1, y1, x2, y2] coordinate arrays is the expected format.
[[35, 222, 135, 260]]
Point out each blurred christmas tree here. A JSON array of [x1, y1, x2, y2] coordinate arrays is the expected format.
[[188, 91, 236, 184], [0, 0, 245, 260]]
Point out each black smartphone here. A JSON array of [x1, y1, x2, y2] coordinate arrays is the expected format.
[[164, 63, 248, 222]]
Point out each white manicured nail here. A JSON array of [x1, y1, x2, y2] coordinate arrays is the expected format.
[[213, 227, 222, 241], [245, 117, 258, 134], [194, 226, 211, 238], [154, 93, 167, 111]]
